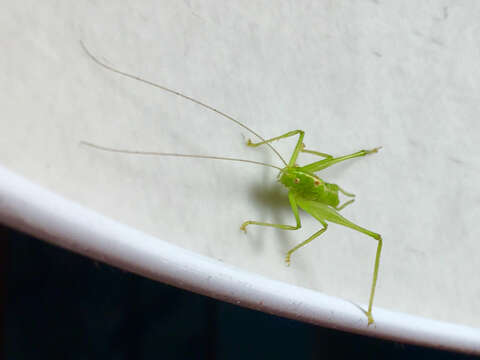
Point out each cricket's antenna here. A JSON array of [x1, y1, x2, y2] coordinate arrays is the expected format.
[[80, 141, 284, 171], [80, 41, 288, 166]]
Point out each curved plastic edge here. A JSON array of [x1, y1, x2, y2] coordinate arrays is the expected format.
[[0, 164, 478, 355]]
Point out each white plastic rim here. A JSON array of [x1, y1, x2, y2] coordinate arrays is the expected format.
[[0, 165, 479, 355]]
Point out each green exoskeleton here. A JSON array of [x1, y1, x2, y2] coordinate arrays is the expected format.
[[80, 42, 383, 325]]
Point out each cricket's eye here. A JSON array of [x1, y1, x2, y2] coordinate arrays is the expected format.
[[294, 178, 300, 184], [314, 179, 321, 187]]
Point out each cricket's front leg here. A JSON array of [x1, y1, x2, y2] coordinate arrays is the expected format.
[[300, 142, 333, 159], [246, 130, 305, 167], [246, 130, 304, 147], [240, 192, 301, 233], [301, 147, 382, 173]]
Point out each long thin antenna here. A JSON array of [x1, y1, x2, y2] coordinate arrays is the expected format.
[[80, 41, 288, 166], [80, 141, 283, 171]]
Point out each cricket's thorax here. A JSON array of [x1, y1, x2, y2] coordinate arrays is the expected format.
[[279, 168, 340, 207]]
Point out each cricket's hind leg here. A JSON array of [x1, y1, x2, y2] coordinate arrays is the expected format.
[[335, 186, 356, 211], [335, 199, 355, 211], [325, 207, 382, 325], [296, 198, 382, 325]]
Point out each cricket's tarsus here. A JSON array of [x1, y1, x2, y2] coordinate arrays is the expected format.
[[80, 41, 383, 326]]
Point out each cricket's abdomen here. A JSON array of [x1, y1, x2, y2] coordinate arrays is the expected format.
[[279, 168, 340, 207]]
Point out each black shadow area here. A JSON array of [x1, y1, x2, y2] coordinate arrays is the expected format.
[[1, 226, 476, 360]]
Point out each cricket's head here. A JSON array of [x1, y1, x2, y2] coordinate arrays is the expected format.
[[279, 167, 323, 191], [279, 167, 343, 207]]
